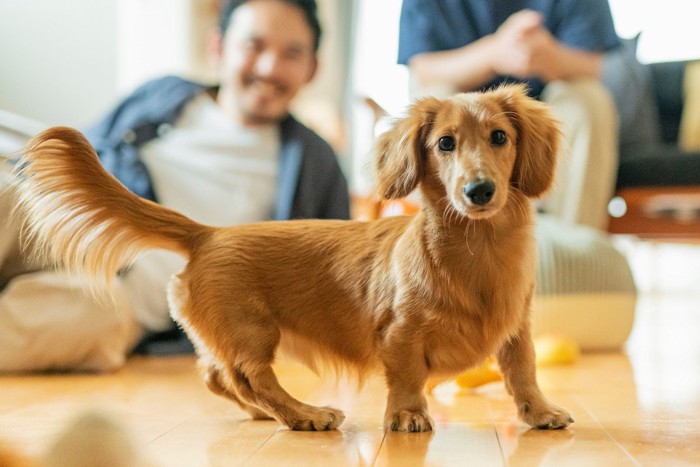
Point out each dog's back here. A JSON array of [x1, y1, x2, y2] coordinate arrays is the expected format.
[[171, 214, 412, 376]]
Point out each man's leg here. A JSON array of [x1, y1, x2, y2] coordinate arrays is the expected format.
[[541, 80, 619, 230], [1, 162, 43, 289], [0, 161, 140, 372], [0, 271, 141, 372]]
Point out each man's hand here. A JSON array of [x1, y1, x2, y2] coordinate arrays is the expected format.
[[407, 7, 602, 97], [490, 9, 562, 81]]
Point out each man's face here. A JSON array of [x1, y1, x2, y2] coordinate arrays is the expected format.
[[216, 0, 318, 126]]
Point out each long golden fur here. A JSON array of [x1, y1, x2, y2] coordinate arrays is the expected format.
[[13, 84, 572, 432]]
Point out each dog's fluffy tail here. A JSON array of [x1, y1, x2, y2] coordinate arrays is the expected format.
[[13, 126, 210, 288]]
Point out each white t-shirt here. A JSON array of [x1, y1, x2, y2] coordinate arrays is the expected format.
[[129, 93, 281, 331], [141, 92, 280, 227]]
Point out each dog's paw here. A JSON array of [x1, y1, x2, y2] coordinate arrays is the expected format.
[[385, 409, 435, 432], [519, 402, 574, 430], [290, 406, 345, 431]]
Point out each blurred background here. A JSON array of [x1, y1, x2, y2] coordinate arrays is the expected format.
[[2, 0, 699, 185], [1, 0, 699, 292]]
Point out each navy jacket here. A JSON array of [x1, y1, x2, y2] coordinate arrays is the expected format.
[[83, 76, 350, 221]]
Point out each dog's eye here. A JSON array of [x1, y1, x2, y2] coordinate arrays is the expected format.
[[438, 136, 455, 152], [491, 130, 507, 146]]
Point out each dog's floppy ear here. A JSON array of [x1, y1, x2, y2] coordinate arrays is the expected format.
[[374, 97, 442, 199], [495, 84, 562, 198]]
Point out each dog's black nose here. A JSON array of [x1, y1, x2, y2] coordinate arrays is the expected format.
[[463, 180, 496, 206]]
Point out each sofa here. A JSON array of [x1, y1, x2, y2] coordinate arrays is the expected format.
[[607, 59, 700, 238]]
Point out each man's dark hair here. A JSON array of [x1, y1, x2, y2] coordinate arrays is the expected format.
[[218, 0, 322, 52]]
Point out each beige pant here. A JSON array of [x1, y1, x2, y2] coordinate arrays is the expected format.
[[0, 159, 143, 372], [680, 61, 700, 151], [541, 80, 619, 230]]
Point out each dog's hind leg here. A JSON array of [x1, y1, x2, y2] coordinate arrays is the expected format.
[[177, 274, 345, 431], [203, 365, 273, 420], [198, 310, 344, 429], [224, 332, 345, 431], [231, 363, 345, 431], [200, 334, 344, 430], [170, 276, 275, 422]]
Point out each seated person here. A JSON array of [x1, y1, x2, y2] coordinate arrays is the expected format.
[[397, 0, 638, 350], [0, 0, 349, 372], [398, 0, 620, 230]]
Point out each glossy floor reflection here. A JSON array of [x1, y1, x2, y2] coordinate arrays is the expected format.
[[1, 291, 699, 466]]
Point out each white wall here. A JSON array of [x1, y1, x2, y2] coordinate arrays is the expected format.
[[349, 0, 407, 195], [609, 0, 700, 63], [0, 0, 119, 127], [117, 0, 195, 93]]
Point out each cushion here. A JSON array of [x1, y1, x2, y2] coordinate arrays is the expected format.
[[532, 215, 637, 350]]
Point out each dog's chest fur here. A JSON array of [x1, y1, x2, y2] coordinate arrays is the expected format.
[[420, 296, 526, 376], [402, 221, 535, 376]]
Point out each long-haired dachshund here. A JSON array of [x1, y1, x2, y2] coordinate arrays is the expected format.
[[13, 84, 572, 432]]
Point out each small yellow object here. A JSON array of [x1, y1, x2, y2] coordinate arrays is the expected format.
[[454, 356, 502, 388], [534, 334, 580, 366]]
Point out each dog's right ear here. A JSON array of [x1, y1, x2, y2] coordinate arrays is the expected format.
[[374, 97, 441, 199]]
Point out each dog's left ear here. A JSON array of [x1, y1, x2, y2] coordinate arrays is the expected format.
[[494, 85, 562, 198], [374, 97, 442, 199]]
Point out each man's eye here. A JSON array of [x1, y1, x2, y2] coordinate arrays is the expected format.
[[438, 136, 455, 151], [283, 47, 307, 61], [491, 130, 507, 146]]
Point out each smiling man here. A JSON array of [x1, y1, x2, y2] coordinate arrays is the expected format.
[[88, 0, 347, 224], [216, 0, 320, 126], [0, 0, 349, 371]]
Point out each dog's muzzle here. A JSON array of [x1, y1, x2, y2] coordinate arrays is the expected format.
[[463, 179, 496, 206]]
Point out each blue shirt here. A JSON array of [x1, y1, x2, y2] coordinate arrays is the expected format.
[[398, 0, 620, 98], [82, 76, 350, 221]]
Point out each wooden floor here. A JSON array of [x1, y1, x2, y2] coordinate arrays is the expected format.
[[2, 291, 700, 466]]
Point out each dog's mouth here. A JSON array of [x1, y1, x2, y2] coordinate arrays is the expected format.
[[463, 203, 499, 219], [450, 179, 501, 219], [449, 197, 500, 220]]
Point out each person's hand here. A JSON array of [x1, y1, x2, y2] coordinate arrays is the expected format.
[[497, 8, 543, 41], [517, 26, 562, 81], [490, 9, 562, 81]]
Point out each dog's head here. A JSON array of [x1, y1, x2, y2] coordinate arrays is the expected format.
[[374, 84, 560, 220]]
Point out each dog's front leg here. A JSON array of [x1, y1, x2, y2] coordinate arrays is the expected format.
[[381, 337, 434, 432], [497, 319, 574, 429]]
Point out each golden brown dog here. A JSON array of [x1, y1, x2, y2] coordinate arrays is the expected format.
[[13, 84, 572, 432]]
